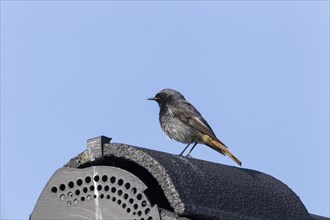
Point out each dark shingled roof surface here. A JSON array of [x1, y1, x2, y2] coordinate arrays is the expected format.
[[64, 137, 324, 220]]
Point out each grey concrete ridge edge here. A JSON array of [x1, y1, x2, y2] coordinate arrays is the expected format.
[[103, 143, 186, 214]]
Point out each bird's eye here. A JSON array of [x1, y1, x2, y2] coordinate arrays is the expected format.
[[157, 93, 166, 99]]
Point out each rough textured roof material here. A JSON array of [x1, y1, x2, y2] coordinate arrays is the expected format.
[[63, 136, 318, 220]]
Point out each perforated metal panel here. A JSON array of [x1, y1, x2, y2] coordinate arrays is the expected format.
[[31, 166, 160, 220]]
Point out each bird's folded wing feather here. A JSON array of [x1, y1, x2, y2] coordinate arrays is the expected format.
[[170, 100, 221, 143]]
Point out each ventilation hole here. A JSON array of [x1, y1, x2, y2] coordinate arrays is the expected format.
[[118, 190, 123, 196], [122, 203, 127, 208], [118, 179, 123, 186], [111, 187, 116, 193], [127, 208, 131, 213], [133, 212, 136, 215], [68, 181, 74, 188], [141, 201, 146, 207], [147, 217, 152, 220], [87, 195, 91, 200], [112, 196, 116, 202], [137, 194, 142, 200], [125, 183, 131, 190], [83, 187, 88, 193], [100, 194, 104, 199], [93, 194, 97, 199], [97, 185, 102, 191], [94, 175, 100, 182], [59, 184, 66, 191], [141, 218, 145, 220], [77, 179, 83, 186], [117, 199, 122, 205], [131, 187, 137, 194], [129, 198, 134, 204], [60, 194, 65, 200], [81, 197, 85, 201], [73, 199, 78, 204], [67, 201, 72, 206], [134, 204, 138, 210], [102, 175, 108, 182], [85, 176, 91, 184], [137, 211, 142, 216], [90, 185, 95, 191], [67, 191, 73, 197], [106, 195, 110, 199], [75, 189, 80, 196], [124, 193, 129, 200], [104, 185, 109, 191], [110, 176, 116, 183], [51, 187, 57, 193], [145, 208, 150, 215]]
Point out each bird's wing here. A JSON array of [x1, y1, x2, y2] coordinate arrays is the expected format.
[[170, 100, 221, 143]]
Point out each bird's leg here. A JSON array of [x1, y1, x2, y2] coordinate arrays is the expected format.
[[179, 143, 191, 156], [186, 142, 198, 157]]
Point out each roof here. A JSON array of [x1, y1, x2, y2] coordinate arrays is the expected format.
[[59, 136, 325, 220]]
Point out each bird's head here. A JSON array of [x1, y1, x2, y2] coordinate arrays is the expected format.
[[147, 88, 185, 106]]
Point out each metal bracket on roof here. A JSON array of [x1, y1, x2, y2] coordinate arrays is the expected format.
[[87, 136, 112, 161]]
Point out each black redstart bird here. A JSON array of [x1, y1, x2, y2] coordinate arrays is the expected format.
[[148, 88, 242, 166]]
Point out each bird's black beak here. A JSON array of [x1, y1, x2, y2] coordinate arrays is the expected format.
[[147, 97, 159, 101]]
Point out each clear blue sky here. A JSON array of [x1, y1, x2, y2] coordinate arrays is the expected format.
[[1, 1, 329, 219]]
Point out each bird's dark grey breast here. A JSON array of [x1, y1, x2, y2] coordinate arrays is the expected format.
[[159, 102, 198, 144]]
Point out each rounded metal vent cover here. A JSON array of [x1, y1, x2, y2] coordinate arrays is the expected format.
[[31, 166, 160, 220]]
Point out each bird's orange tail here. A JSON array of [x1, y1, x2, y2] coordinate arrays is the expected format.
[[202, 135, 242, 166]]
